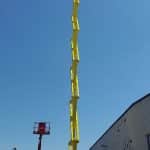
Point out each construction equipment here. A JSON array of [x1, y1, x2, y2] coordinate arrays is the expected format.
[[33, 122, 50, 150], [68, 0, 80, 150]]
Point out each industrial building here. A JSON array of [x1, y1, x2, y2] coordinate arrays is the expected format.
[[90, 93, 150, 150]]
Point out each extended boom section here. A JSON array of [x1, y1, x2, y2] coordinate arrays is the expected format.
[[69, 0, 80, 150]]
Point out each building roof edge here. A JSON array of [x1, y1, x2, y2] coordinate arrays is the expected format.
[[89, 93, 150, 150]]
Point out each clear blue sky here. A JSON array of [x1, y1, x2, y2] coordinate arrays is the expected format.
[[0, 0, 150, 149]]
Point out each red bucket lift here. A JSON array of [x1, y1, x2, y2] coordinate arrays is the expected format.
[[33, 122, 50, 150]]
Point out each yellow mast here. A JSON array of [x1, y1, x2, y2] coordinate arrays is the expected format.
[[68, 0, 80, 150]]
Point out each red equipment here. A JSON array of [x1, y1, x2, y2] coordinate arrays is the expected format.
[[33, 122, 50, 135]]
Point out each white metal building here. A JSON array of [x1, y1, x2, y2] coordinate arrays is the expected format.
[[90, 94, 150, 150]]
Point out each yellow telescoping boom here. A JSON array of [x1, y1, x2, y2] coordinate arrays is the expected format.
[[68, 0, 80, 150]]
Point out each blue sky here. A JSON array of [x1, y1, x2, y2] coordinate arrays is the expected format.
[[0, 0, 150, 149]]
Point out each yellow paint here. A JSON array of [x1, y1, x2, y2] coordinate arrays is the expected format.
[[68, 0, 80, 150]]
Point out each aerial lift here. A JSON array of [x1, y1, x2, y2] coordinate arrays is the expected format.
[[68, 0, 80, 150], [33, 122, 50, 150]]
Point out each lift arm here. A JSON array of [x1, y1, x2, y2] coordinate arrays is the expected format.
[[68, 0, 80, 150]]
